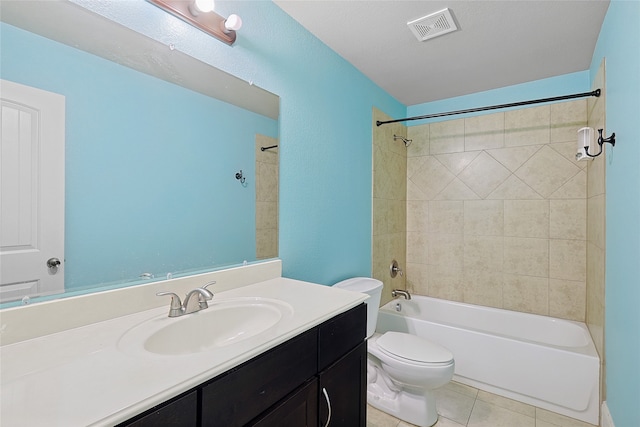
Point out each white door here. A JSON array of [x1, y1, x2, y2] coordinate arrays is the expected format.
[[0, 79, 65, 303]]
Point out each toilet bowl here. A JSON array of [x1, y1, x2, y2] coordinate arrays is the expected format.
[[333, 277, 454, 427]]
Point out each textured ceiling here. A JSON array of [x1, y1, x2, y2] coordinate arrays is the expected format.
[[274, 1, 610, 106]]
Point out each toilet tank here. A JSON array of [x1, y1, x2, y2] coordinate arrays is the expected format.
[[333, 277, 383, 338]]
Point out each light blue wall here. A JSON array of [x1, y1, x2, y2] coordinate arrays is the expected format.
[[1, 22, 278, 289], [591, 1, 640, 426], [406, 70, 590, 123], [66, 0, 405, 286]]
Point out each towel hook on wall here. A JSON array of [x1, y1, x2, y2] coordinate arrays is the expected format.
[[235, 170, 246, 184], [585, 128, 616, 158]]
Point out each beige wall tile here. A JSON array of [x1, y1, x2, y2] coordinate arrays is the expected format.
[[464, 235, 503, 271], [458, 152, 511, 198], [409, 156, 455, 200], [464, 200, 504, 236], [407, 200, 429, 232], [436, 178, 481, 201], [430, 118, 465, 154], [503, 274, 549, 315], [550, 99, 587, 143], [374, 151, 406, 200], [504, 200, 549, 238], [549, 141, 588, 170], [515, 146, 581, 198], [487, 175, 543, 200], [428, 265, 464, 301], [550, 199, 587, 240], [487, 145, 542, 172], [586, 188, 605, 246], [504, 237, 549, 277], [549, 170, 587, 199], [587, 153, 606, 197], [407, 155, 426, 181], [436, 151, 482, 175], [429, 233, 464, 270], [376, 101, 592, 322], [405, 262, 429, 295], [255, 135, 279, 261], [465, 113, 505, 151], [372, 108, 407, 306], [407, 123, 430, 157], [429, 200, 464, 233], [549, 278, 586, 321], [463, 269, 503, 308], [256, 201, 278, 230], [256, 228, 278, 259], [406, 231, 428, 264], [549, 239, 586, 281], [504, 105, 550, 147]]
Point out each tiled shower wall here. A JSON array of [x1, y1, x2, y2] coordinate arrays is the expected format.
[[587, 59, 606, 400], [402, 100, 590, 321], [256, 134, 279, 260], [372, 108, 407, 305]]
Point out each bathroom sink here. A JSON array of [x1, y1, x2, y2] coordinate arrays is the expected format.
[[118, 297, 294, 356]]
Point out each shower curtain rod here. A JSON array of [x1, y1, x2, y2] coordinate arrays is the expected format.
[[376, 89, 601, 126]]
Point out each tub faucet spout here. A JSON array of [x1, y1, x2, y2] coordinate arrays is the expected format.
[[391, 289, 411, 300]]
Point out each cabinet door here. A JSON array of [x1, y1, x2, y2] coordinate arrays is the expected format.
[[249, 378, 318, 427], [201, 328, 318, 427], [318, 341, 366, 427], [117, 390, 198, 427]]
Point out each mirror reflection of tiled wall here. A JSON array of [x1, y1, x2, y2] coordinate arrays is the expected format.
[[256, 135, 279, 260]]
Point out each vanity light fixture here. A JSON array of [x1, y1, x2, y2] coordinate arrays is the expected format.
[[148, 0, 242, 45]]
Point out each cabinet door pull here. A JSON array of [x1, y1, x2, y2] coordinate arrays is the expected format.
[[321, 387, 332, 427]]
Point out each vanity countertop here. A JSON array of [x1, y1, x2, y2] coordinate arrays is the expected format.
[[0, 277, 367, 426]]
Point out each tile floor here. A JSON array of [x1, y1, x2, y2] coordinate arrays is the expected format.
[[366, 381, 598, 427]]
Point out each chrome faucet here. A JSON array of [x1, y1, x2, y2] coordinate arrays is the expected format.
[[157, 281, 216, 317], [391, 289, 411, 300]]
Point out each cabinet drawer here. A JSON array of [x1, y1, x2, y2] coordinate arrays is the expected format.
[[318, 303, 366, 371], [117, 390, 197, 427], [201, 327, 318, 427]]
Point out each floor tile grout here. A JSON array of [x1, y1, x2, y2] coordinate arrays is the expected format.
[[367, 380, 597, 427]]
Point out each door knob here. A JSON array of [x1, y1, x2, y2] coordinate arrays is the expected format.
[[47, 257, 61, 271]]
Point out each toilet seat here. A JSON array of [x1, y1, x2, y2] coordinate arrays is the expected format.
[[377, 332, 453, 365]]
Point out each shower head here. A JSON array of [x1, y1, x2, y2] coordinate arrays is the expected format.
[[393, 134, 412, 147]]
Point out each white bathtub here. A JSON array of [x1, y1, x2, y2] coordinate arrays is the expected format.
[[376, 296, 600, 425]]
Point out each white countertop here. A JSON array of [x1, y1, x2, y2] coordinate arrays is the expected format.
[[0, 277, 367, 426]]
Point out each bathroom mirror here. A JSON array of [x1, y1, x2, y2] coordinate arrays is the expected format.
[[0, 1, 279, 306]]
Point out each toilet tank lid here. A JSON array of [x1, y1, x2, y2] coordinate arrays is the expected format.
[[333, 277, 383, 293], [378, 331, 453, 364]]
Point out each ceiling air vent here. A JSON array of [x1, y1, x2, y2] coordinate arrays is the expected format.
[[408, 8, 458, 42]]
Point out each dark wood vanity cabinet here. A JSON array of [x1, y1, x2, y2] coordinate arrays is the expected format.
[[119, 303, 366, 427]]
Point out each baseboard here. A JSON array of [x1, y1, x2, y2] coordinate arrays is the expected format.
[[601, 402, 615, 427]]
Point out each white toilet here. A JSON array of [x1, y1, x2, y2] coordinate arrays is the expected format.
[[333, 277, 454, 427]]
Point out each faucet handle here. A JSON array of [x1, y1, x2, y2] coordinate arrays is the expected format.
[[196, 287, 214, 309], [156, 292, 183, 317], [202, 281, 216, 290]]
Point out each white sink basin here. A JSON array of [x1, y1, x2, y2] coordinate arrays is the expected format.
[[118, 297, 294, 356]]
